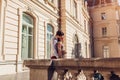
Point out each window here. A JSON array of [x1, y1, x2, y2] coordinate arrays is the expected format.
[[85, 42, 87, 57], [116, 10, 119, 20], [102, 27, 107, 36], [73, 1, 77, 18], [103, 46, 109, 58], [47, 24, 54, 59], [21, 13, 34, 59], [101, 13, 106, 20], [72, 34, 81, 58], [84, 20, 86, 31]]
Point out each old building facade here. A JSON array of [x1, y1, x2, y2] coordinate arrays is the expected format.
[[60, 0, 90, 58], [0, 0, 90, 79], [88, 0, 120, 58]]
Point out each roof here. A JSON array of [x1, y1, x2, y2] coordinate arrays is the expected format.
[[87, 0, 112, 7]]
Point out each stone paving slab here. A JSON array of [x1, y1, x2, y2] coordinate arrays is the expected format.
[[0, 71, 29, 80]]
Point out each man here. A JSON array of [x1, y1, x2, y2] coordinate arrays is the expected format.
[[51, 30, 64, 59], [110, 71, 120, 80], [93, 70, 104, 80]]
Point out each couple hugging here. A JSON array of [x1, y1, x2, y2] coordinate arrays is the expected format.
[[51, 30, 66, 59]]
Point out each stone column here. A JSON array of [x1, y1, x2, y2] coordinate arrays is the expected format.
[[30, 68, 48, 80], [84, 70, 93, 80], [56, 70, 65, 80], [70, 70, 78, 80], [100, 71, 110, 80]]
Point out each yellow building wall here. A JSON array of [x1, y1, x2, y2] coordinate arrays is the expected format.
[[89, 2, 120, 58]]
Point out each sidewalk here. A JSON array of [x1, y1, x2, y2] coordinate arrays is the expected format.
[[0, 71, 29, 80]]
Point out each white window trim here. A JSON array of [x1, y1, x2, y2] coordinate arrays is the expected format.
[[21, 14, 34, 59], [44, 21, 57, 59], [46, 24, 54, 59], [102, 27, 107, 36], [101, 13, 106, 20], [18, 8, 38, 60], [0, 0, 7, 60]]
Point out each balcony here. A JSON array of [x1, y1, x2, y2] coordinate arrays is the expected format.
[[24, 58, 120, 80]]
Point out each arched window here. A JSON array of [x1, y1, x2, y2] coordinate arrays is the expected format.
[[21, 13, 34, 59], [47, 24, 54, 59], [72, 34, 81, 58]]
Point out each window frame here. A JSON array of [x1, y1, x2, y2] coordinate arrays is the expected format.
[[102, 27, 107, 37], [46, 23, 54, 59], [101, 12, 106, 20], [18, 7, 38, 61], [84, 20, 86, 31], [21, 13, 34, 60], [85, 42, 87, 57], [72, 34, 81, 58], [103, 46, 109, 58]]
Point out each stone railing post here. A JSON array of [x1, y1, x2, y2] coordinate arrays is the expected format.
[[24, 59, 52, 80], [56, 70, 65, 80], [84, 70, 93, 80], [101, 72, 110, 80], [70, 70, 78, 80]]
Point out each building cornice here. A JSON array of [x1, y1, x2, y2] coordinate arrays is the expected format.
[[20, 0, 59, 19], [94, 36, 118, 41], [66, 13, 82, 30], [82, 7, 90, 19], [88, 2, 119, 9]]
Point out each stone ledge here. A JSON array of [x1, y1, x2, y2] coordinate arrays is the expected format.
[[24, 59, 52, 69], [24, 58, 120, 70], [24, 58, 120, 80]]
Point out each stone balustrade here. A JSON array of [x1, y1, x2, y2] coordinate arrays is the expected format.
[[24, 58, 120, 80]]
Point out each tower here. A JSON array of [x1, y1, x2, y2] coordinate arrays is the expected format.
[[88, 0, 120, 58]]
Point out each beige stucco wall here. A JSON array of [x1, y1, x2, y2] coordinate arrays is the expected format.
[[64, 0, 90, 58], [89, 2, 120, 58], [0, 0, 59, 75]]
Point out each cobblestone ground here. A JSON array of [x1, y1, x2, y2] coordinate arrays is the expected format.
[[0, 71, 29, 80]]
